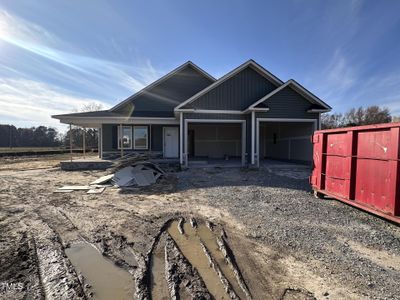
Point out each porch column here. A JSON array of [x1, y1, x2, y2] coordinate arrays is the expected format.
[[82, 127, 86, 159], [179, 112, 183, 165], [119, 124, 123, 158], [241, 121, 246, 166], [256, 119, 260, 167], [69, 124, 73, 162], [98, 127, 102, 159], [251, 111, 255, 165]]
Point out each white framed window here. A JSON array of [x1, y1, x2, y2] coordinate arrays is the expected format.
[[133, 126, 148, 150], [118, 126, 132, 149]]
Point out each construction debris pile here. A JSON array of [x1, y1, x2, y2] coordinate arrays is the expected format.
[[55, 154, 165, 194]]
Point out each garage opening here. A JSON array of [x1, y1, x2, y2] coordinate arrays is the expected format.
[[258, 121, 315, 164], [186, 122, 245, 167]]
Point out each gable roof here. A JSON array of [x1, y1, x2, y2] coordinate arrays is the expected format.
[[110, 61, 216, 112], [174, 59, 284, 111], [247, 79, 331, 111]]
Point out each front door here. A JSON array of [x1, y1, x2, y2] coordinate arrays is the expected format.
[[164, 127, 179, 158]]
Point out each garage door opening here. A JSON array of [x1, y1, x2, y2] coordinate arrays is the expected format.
[[257, 121, 315, 165], [185, 121, 246, 167]]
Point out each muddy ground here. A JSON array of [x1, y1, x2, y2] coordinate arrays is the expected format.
[[0, 155, 399, 300]]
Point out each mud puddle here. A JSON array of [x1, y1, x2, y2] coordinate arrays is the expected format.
[[197, 224, 248, 299], [65, 241, 134, 300], [150, 234, 169, 300], [168, 220, 229, 298]]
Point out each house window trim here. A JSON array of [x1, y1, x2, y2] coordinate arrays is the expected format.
[[118, 125, 133, 150], [133, 125, 149, 150]]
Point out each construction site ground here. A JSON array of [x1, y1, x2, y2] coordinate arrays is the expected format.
[[0, 154, 399, 299]]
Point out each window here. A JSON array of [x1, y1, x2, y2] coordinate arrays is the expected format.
[[134, 126, 148, 150], [118, 126, 132, 149]]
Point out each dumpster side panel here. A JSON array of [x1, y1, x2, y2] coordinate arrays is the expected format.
[[357, 129, 391, 159], [355, 159, 393, 213], [326, 133, 348, 156]]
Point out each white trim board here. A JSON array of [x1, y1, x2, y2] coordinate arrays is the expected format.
[[247, 79, 331, 111], [175, 59, 283, 111], [110, 61, 216, 112], [56, 117, 179, 126]]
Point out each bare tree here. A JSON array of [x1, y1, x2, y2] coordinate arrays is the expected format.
[[322, 105, 392, 129]]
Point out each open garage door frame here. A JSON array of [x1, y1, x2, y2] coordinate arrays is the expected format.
[[184, 119, 246, 167], [255, 118, 317, 167]]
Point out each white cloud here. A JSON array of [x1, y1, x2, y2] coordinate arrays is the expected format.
[[0, 9, 162, 99], [0, 78, 110, 131]]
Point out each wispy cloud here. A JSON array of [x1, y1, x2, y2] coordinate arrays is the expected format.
[[0, 9, 162, 99], [0, 78, 109, 131]]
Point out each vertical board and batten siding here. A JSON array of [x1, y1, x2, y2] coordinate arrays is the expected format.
[[255, 86, 320, 128], [183, 66, 277, 110], [114, 65, 214, 116]]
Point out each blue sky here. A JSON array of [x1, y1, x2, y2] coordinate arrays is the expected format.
[[0, 0, 400, 131]]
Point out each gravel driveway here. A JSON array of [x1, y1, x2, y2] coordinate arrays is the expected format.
[[177, 160, 400, 299]]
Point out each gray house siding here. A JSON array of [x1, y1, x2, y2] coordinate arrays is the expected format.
[[255, 86, 320, 128], [183, 66, 278, 111], [114, 65, 214, 116]]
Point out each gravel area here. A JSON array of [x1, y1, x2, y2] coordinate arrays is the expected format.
[[177, 160, 400, 299]]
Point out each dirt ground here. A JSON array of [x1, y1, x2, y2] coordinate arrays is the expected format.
[[0, 155, 399, 300]]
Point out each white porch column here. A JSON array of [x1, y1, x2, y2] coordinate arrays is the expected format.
[[69, 124, 73, 162], [98, 127, 103, 159], [179, 112, 183, 165], [119, 124, 123, 158], [256, 119, 260, 167], [82, 127, 86, 159], [241, 121, 246, 166], [251, 111, 255, 165]]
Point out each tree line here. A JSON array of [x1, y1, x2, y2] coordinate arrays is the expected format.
[[0, 125, 98, 149], [0, 105, 398, 147], [321, 105, 397, 129]]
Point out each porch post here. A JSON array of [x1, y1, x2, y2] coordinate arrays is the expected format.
[[251, 111, 255, 165], [98, 127, 102, 159], [242, 121, 246, 166], [119, 124, 123, 158], [256, 119, 260, 167], [82, 127, 86, 159], [69, 124, 73, 162], [179, 112, 183, 165], [184, 119, 188, 168]]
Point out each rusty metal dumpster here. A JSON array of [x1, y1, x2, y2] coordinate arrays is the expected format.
[[311, 123, 400, 224]]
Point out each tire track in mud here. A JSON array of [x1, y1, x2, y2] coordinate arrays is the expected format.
[[145, 217, 253, 300]]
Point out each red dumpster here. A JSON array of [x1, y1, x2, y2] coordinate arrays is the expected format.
[[311, 123, 400, 224]]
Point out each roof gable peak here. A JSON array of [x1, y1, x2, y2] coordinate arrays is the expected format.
[[175, 59, 283, 111], [110, 61, 215, 112]]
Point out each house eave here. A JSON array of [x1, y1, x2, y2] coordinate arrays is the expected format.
[[53, 116, 179, 126]]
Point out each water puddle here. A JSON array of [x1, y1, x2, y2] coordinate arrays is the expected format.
[[150, 235, 169, 300], [65, 241, 134, 300], [167, 220, 230, 299]]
